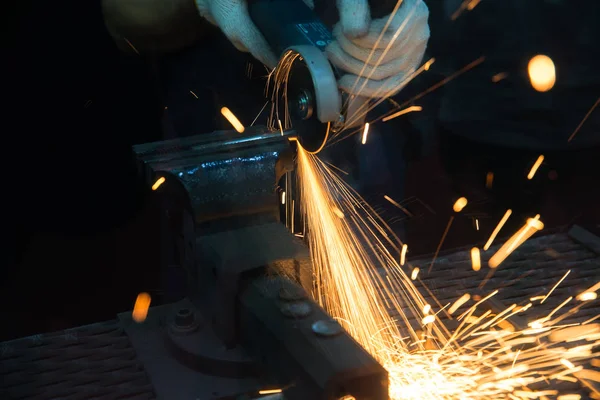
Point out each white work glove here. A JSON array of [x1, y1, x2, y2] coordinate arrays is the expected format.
[[195, 0, 278, 68], [326, 0, 430, 98]]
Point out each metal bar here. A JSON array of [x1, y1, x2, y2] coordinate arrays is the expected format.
[[238, 275, 389, 400]]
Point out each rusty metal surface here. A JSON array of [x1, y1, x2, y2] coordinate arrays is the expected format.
[[0, 321, 155, 400]]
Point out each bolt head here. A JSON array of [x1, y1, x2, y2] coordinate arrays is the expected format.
[[312, 319, 343, 337], [175, 308, 195, 327]]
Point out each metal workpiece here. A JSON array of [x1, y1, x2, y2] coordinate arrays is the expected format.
[[239, 275, 389, 400], [133, 127, 296, 225], [311, 319, 343, 337]]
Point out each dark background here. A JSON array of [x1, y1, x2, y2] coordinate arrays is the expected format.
[[2, 0, 598, 341]]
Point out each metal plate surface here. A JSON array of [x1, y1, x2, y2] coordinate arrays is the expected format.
[[400, 229, 599, 326], [0, 321, 155, 400]]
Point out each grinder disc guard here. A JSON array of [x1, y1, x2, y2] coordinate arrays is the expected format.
[[284, 45, 341, 153]]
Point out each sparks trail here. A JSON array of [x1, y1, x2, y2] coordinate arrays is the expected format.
[[451, 0, 482, 21], [266, 51, 297, 133], [328, 56, 484, 148], [293, 145, 600, 399], [221, 107, 245, 133], [267, 6, 599, 395], [568, 97, 600, 143]]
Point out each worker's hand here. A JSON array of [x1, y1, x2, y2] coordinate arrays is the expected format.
[[326, 0, 430, 98], [195, 0, 278, 68]]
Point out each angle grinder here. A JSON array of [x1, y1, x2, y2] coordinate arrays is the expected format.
[[249, 0, 398, 153]]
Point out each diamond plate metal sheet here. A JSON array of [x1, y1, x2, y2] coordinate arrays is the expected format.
[[380, 229, 600, 397], [407, 231, 599, 322], [0, 321, 155, 400]]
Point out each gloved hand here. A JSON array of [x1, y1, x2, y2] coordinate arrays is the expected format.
[[326, 0, 430, 98], [195, 0, 278, 68]]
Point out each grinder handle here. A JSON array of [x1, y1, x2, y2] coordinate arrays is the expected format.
[[248, 0, 400, 57], [248, 0, 330, 57]]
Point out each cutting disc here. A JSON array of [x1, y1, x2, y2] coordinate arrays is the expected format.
[[285, 45, 341, 153]]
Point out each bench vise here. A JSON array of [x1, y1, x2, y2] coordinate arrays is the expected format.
[[131, 127, 389, 400]]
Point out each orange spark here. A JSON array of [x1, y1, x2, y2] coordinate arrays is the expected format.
[[332, 207, 345, 219], [411, 267, 420, 280], [568, 97, 600, 142], [528, 55, 556, 92], [541, 270, 570, 304], [491, 72, 508, 83], [578, 292, 597, 301], [361, 122, 370, 144], [471, 247, 481, 271], [384, 195, 414, 217], [400, 244, 408, 266], [489, 216, 544, 268], [132, 292, 151, 323], [382, 106, 422, 122], [484, 209, 512, 251], [486, 171, 494, 188], [152, 177, 165, 191], [453, 197, 468, 212], [221, 107, 245, 133], [449, 293, 471, 315], [527, 155, 545, 180], [259, 389, 283, 395]]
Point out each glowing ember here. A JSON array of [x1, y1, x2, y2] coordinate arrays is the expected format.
[[411, 267, 420, 281], [453, 197, 468, 213], [401, 244, 408, 266], [151, 177, 165, 191], [362, 123, 370, 144], [527, 155, 545, 180], [132, 292, 151, 323], [221, 107, 245, 133], [258, 389, 282, 395], [470, 247, 481, 271], [528, 55, 556, 92]]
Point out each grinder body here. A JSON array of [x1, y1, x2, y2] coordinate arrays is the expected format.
[[248, 0, 398, 153], [249, 0, 334, 55]]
